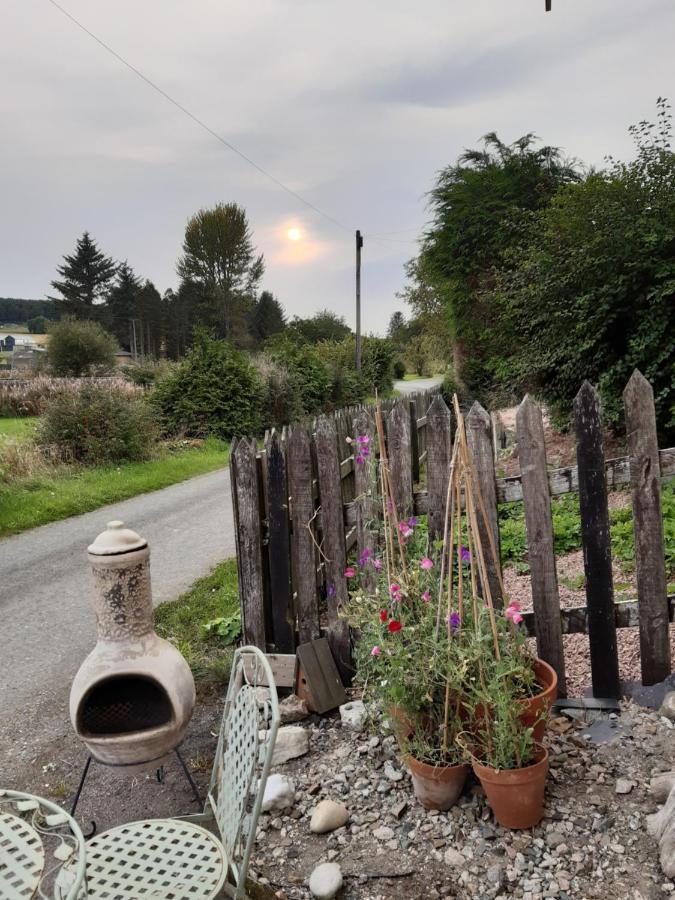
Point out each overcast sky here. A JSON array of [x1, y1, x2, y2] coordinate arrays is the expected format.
[[1, 0, 673, 334]]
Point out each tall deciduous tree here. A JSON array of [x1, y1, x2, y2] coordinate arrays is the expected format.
[[177, 203, 264, 341], [50, 232, 117, 319], [289, 309, 351, 344]]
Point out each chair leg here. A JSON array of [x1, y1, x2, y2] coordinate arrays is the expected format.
[[175, 747, 203, 807]]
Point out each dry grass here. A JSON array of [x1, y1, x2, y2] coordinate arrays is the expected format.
[[0, 375, 143, 417]]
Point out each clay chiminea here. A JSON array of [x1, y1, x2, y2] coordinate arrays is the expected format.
[[70, 521, 195, 769]]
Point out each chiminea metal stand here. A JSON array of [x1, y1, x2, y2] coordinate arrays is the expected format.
[[69, 521, 200, 833]]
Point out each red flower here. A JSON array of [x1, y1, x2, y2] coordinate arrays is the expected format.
[[379, 609, 388, 622], [388, 620, 402, 633]]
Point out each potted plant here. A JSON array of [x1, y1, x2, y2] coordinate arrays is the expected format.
[[463, 674, 549, 829]]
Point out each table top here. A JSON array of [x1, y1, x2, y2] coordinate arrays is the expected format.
[[0, 789, 86, 900]]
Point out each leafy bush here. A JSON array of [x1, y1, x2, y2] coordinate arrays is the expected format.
[[47, 317, 117, 377], [266, 335, 332, 414], [393, 359, 406, 379], [122, 359, 174, 387], [39, 384, 158, 464], [153, 329, 262, 438]]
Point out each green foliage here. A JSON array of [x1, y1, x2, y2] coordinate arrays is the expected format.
[[393, 359, 406, 379], [27, 316, 47, 334], [203, 611, 241, 644], [249, 291, 286, 342], [50, 232, 117, 319], [177, 203, 264, 344], [0, 298, 59, 325], [252, 353, 304, 426], [155, 560, 239, 693], [122, 358, 174, 387], [153, 329, 262, 438], [266, 334, 332, 413], [290, 309, 351, 344], [39, 384, 158, 464], [47, 317, 117, 376]]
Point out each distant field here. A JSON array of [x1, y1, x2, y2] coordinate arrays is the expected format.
[[0, 417, 39, 442]]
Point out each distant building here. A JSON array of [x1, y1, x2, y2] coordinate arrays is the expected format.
[[115, 349, 134, 367]]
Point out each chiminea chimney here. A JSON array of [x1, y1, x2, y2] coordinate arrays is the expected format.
[[69, 521, 195, 769]]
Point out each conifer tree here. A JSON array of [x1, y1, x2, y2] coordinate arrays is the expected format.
[[50, 232, 117, 319], [106, 261, 141, 350]]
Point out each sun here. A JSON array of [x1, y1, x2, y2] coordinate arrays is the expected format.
[[287, 227, 301, 242]]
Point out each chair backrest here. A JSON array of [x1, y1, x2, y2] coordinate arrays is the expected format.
[[207, 646, 280, 896]]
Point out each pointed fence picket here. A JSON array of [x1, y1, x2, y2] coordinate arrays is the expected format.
[[229, 377, 674, 695]]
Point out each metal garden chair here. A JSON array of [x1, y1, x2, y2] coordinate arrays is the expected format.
[[57, 645, 280, 900]]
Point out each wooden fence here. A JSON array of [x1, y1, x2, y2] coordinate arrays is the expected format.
[[230, 372, 674, 697]]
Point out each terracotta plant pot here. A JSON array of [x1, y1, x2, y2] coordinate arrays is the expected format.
[[518, 659, 558, 743], [405, 754, 470, 811], [472, 746, 549, 829]]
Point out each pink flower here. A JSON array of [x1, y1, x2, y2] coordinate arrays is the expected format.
[[371, 646, 381, 656], [373, 559, 382, 572], [420, 556, 434, 571], [505, 601, 523, 625], [390, 583, 400, 597], [422, 590, 431, 602], [399, 521, 413, 538], [344, 567, 356, 578]]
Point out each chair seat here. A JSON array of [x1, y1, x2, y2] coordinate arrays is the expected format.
[[80, 818, 227, 899]]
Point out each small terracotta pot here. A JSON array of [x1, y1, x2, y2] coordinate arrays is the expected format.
[[405, 754, 470, 811], [518, 659, 558, 743], [472, 746, 548, 829]]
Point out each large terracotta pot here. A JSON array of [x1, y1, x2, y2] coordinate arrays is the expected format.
[[519, 659, 557, 743], [405, 754, 470, 811], [472, 746, 548, 829]]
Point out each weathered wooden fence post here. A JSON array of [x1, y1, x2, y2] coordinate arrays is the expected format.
[[425, 394, 453, 543], [353, 409, 379, 593], [516, 396, 567, 696], [265, 430, 295, 653], [230, 438, 266, 649], [574, 382, 620, 698], [623, 370, 671, 685], [409, 399, 421, 483], [386, 400, 414, 521], [467, 401, 503, 609], [287, 426, 320, 644], [315, 416, 352, 684]]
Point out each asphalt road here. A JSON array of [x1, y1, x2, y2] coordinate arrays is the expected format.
[[394, 376, 443, 395], [0, 467, 234, 767]]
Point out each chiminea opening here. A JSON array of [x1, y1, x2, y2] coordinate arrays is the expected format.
[[78, 675, 174, 737]]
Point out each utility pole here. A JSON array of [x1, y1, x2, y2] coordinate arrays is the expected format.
[[355, 229, 363, 370], [130, 318, 138, 361], [545, 0, 551, 10]]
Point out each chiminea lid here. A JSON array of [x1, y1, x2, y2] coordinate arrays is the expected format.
[[88, 521, 148, 555]]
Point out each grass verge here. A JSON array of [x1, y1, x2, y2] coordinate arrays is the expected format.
[[0, 438, 229, 537], [0, 417, 39, 442], [155, 559, 240, 695]]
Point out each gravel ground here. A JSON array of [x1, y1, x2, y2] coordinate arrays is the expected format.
[[253, 703, 675, 899]]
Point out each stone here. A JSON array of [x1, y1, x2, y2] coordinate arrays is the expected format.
[[647, 786, 675, 878], [271, 726, 309, 766], [384, 761, 404, 782], [392, 800, 408, 819], [262, 774, 296, 812], [279, 694, 309, 724], [373, 825, 395, 841], [309, 862, 343, 899], [651, 772, 675, 803], [339, 700, 367, 732], [486, 865, 503, 886], [660, 692, 675, 721], [615, 778, 635, 795], [444, 848, 465, 867], [310, 799, 349, 834]]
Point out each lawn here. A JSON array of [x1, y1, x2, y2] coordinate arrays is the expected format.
[[0, 417, 39, 442], [0, 437, 229, 537], [155, 559, 240, 694]]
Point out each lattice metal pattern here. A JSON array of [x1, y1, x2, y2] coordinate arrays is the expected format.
[[80, 819, 226, 899], [0, 790, 86, 900]]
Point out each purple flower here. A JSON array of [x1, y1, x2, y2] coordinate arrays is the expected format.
[[327, 584, 336, 598], [356, 435, 370, 445], [358, 548, 371, 566], [420, 556, 434, 571], [373, 558, 382, 572], [422, 590, 431, 602], [448, 612, 461, 633], [408, 516, 418, 528], [460, 546, 471, 564]]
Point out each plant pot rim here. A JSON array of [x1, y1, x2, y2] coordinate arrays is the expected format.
[[471, 744, 548, 778], [403, 752, 469, 774]]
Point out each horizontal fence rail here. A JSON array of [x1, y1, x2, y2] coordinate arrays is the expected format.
[[230, 373, 673, 696]]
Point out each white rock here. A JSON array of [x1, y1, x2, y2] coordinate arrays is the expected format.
[[309, 862, 343, 899], [270, 726, 309, 766], [444, 848, 465, 867], [660, 692, 675, 721], [279, 694, 309, 724], [651, 772, 675, 803], [310, 799, 349, 834], [373, 825, 395, 841], [647, 785, 675, 878], [384, 761, 404, 782], [261, 774, 296, 812], [615, 778, 635, 794], [339, 700, 367, 732]]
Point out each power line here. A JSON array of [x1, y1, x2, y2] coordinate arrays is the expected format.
[[45, 0, 352, 233]]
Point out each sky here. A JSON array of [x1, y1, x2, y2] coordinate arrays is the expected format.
[[1, 0, 674, 334]]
